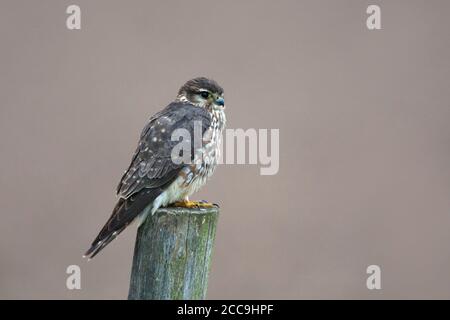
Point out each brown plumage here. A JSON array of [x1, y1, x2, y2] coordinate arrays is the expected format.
[[84, 78, 226, 259]]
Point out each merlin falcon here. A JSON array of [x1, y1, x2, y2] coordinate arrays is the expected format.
[[84, 77, 226, 259]]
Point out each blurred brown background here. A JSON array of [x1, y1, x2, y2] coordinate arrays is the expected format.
[[0, 0, 449, 299]]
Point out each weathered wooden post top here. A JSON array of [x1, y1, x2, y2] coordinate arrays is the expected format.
[[128, 205, 220, 300]]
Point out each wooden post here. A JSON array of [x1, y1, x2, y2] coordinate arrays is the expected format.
[[128, 206, 219, 300]]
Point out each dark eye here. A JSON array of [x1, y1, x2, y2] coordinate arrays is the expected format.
[[200, 91, 210, 99]]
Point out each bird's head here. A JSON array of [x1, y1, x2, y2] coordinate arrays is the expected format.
[[176, 77, 225, 110]]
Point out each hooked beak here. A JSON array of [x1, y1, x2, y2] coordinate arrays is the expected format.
[[215, 97, 225, 107]]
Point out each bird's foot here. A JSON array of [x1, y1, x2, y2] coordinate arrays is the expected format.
[[173, 200, 215, 208]]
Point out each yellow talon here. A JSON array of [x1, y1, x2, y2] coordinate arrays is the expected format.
[[173, 200, 215, 208], [196, 202, 215, 208]]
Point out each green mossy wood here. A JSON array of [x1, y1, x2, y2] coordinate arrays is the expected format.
[[128, 206, 219, 300]]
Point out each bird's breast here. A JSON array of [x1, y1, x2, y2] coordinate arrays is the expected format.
[[180, 109, 225, 195]]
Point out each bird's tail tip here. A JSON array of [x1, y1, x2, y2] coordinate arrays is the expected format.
[[83, 242, 102, 260], [81, 254, 92, 261], [83, 232, 120, 260]]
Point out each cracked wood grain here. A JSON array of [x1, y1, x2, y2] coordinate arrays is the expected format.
[[128, 206, 219, 300]]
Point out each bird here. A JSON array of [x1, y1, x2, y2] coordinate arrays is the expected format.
[[84, 77, 226, 259]]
